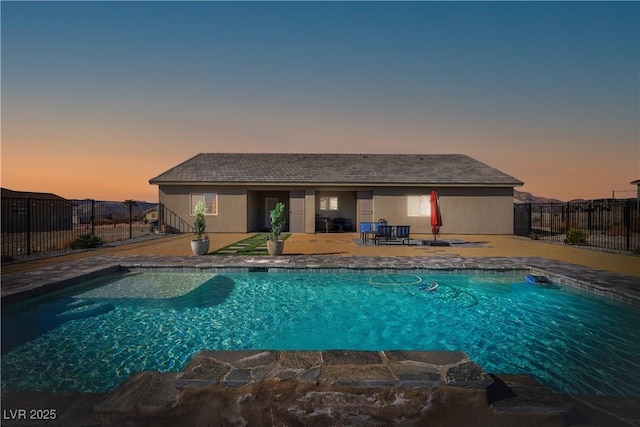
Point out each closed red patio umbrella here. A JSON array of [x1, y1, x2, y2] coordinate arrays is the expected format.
[[430, 188, 442, 240]]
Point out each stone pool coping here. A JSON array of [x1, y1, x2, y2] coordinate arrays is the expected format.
[[3, 349, 585, 426], [2, 254, 639, 307], [89, 350, 582, 424], [95, 350, 495, 413]]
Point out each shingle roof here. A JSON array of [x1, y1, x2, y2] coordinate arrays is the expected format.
[[149, 153, 523, 186], [1, 188, 67, 200]]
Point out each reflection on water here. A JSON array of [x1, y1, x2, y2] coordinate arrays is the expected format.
[[1, 271, 639, 397]]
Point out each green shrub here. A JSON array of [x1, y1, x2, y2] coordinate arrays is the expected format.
[[565, 228, 588, 246], [70, 234, 103, 249], [269, 202, 286, 241], [193, 200, 208, 241]]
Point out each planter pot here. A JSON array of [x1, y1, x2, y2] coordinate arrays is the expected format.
[[191, 239, 210, 256], [267, 240, 285, 256]]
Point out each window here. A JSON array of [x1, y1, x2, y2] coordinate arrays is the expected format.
[[319, 196, 338, 210], [407, 195, 430, 217], [190, 193, 218, 215]]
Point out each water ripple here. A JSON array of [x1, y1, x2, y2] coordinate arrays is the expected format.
[[1, 272, 639, 396]]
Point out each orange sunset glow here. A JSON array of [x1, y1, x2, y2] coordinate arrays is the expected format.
[[2, 2, 638, 202]]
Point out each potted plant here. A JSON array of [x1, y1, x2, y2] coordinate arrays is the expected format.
[[190, 200, 210, 255], [267, 202, 286, 256]]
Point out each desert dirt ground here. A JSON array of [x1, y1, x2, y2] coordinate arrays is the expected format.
[[2, 232, 638, 277]]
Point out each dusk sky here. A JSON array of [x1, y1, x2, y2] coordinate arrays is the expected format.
[[2, 1, 638, 202]]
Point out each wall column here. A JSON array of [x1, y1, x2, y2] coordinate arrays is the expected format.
[[304, 189, 316, 233]]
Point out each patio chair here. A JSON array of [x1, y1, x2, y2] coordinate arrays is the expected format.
[[360, 222, 373, 244], [315, 217, 330, 233], [396, 225, 411, 245], [374, 225, 394, 245], [333, 217, 353, 232], [360, 222, 380, 244]]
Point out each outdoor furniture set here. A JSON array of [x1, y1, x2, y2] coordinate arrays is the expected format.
[[360, 222, 412, 246], [315, 216, 354, 233]]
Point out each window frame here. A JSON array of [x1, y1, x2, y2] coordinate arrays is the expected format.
[[319, 196, 339, 211], [190, 193, 218, 216], [406, 195, 430, 217]]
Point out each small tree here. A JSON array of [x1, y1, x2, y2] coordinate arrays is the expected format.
[[269, 202, 286, 241], [193, 200, 207, 241]]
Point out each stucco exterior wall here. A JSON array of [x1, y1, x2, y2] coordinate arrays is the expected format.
[[439, 195, 514, 234], [372, 187, 514, 234], [246, 191, 260, 231], [372, 188, 425, 231], [437, 187, 514, 234], [158, 185, 515, 235], [159, 185, 248, 233]]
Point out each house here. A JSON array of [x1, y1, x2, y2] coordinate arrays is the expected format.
[[143, 206, 160, 225], [1, 188, 73, 232], [149, 153, 524, 234], [73, 201, 155, 225]]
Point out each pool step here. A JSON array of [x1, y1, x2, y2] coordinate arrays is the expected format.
[[57, 301, 115, 320]]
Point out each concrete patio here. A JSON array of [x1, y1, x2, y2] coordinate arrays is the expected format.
[[3, 233, 639, 305]]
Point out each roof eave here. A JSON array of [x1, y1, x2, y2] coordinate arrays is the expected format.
[[150, 180, 524, 187]]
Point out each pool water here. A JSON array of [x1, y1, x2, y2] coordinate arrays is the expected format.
[[2, 271, 640, 396]]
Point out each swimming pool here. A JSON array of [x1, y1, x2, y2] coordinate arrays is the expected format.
[[2, 270, 639, 396]]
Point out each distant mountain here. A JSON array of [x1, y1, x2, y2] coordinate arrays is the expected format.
[[514, 190, 563, 204], [73, 200, 157, 217], [72, 200, 158, 223]]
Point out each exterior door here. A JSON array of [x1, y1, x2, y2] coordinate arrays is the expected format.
[[289, 190, 305, 233], [265, 197, 278, 229], [358, 191, 374, 226]]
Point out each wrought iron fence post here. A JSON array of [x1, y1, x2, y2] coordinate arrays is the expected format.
[[129, 205, 133, 239], [624, 200, 631, 251], [91, 199, 95, 236], [125, 200, 134, 239], [159, 202, 164, 232], [26, 197, 32, 255]]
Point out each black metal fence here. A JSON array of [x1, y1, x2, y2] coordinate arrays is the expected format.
[[514, 199, 640, 252], [5, 195, 637, 257], [0, 198, 184, 258]]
